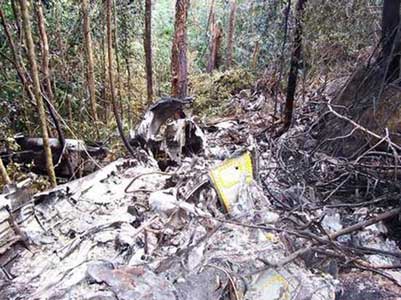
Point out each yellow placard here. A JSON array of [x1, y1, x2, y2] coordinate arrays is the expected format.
[[209, 151, 253, 213]]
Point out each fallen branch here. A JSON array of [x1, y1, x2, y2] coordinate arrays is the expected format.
[[327, 98, 401, 151]]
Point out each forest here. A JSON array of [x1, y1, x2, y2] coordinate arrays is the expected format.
[[2, 0, 401, 299]]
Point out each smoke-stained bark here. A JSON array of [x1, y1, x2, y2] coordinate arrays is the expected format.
[[171, 0, 189, 98], [206, 14, 222, 73], [382, 0, 401, 81], [282, 0, 307, 133], [144, 0, 153, 103]]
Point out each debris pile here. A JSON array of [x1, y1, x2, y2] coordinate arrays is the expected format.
[[1, 94, 401, 299], [3, 135, 107, 179]]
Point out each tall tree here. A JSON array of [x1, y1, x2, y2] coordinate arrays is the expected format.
[[206, 0, 215, 34], [171, 0, 189, 98], [206, 15, 222, 73], [81, 0, 99, 127], [382, 0, 401, 81], [113, 0, 124, 120], [106, 0, 135, 157], [226, 0, 237, 69], [0, 158, 11, 186], [35, 0, 74, 178], [144, 0, 153, 103], [282, 0, 307, 132], [18, 0, 57, 187]]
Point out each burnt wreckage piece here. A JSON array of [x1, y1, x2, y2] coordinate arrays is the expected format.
[[4, 135, 108, 178], [129, 96, 204, 169]]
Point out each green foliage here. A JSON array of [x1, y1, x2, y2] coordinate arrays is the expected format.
[[303, 0, 381, 76], [189, 68, 255, 116], [0, 0, 388, 156]]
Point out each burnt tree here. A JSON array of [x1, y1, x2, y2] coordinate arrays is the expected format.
[[315, 0, 401, 158], [171, 0, 189, 98], [144, 0, 154, 103], [382, 0, 401, 81], [282, 0, 307, 132]]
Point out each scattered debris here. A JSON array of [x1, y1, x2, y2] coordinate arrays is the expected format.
[[2, 90, 401, 300]]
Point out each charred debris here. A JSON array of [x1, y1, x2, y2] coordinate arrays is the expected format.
[[1, 89, 401, 300]]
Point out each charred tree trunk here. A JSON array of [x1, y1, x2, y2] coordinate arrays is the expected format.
[[171, 0, 189, 98], [226, 0, 237, 69], [81, 0, 99, 128], [144, 0, 153, 103], [382, 0, 401, 81], [282, 0, 307, 132], [106, 0, 135, 157], [0, 158, 11, 186], [35, 1, 74, 179], [113, 0, 124, 121], [206, 16, 222, 73], [19, 0, 57, 187]]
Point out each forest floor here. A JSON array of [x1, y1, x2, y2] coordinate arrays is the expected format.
[[2, 77, 401, 300]]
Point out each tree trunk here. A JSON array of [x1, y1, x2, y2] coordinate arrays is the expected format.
[[206, 0, 215, 34], [171, 0, 189, 98], [125, 57, 133, 126], [113, 0, 124, 121], [18, 0, 57, 187], [0, 158, 11, 186], [11, 0, 21, 41], [382, 0, 401, 81], [102, 4, 110, 124], [251, 40, 260, 69], [81, 0, 99, 129], [206, 16, 222, 73], [35, 1, 74, 179], [282, 0, 307, 132], [226, 0, 237, 69], [144, 0, 154, 103], [106, 0, 135, 157]]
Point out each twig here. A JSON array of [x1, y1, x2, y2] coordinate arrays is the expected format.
[[352, 262, 401, 288], [219, 208, 401, 269], [205, 264, 240, 300], [322, 195, 390, 209], [327, 98, 401, 151]]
